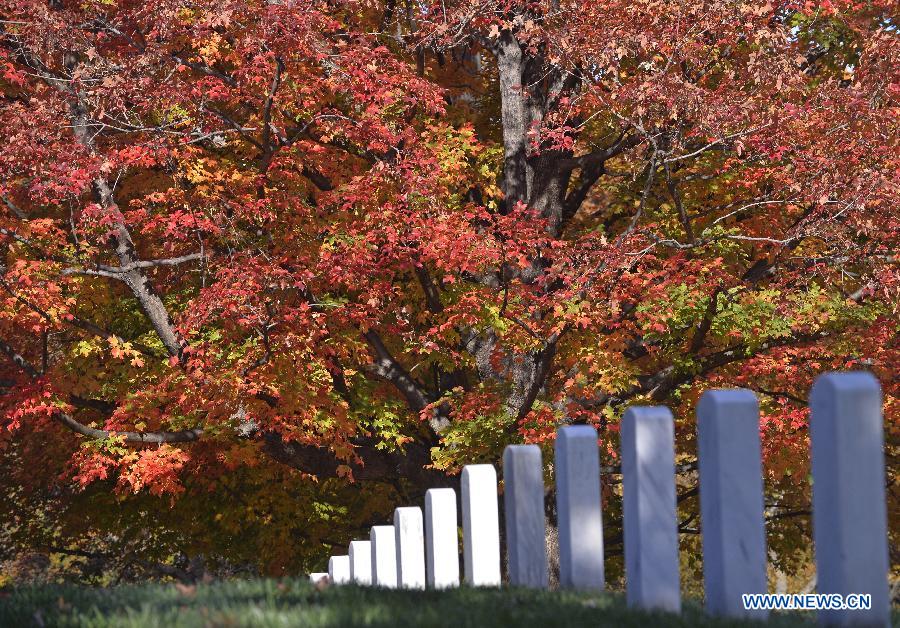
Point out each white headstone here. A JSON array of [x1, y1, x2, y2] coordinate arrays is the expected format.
[[327, 555, 350, 585], [697, 389, 767, 618], [461, 464, 501, 586], [503, 444, 548, 588], [349, 540, 372, 585], [394, 507, 426, 589], [621, 406, 680, 613], [425, 488, 460, 588], [370, 525, 398, 588], [810, 372, 890, 627], [309, 572, 328, 584], [555, 425, 604, 590]]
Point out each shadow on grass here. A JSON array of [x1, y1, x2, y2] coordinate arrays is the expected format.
[[0, 579, 818, 628]]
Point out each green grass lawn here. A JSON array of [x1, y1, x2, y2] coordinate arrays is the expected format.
[[0, 579, 838, 628]]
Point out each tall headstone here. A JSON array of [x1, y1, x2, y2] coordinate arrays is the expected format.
[[621, 406, 680, 613], [425, 488, 460, 588], [555, 425, 604, 590], [697, 389, 767, 618], [810, 372, 889, 627], [370, 525, 398, 588], [461, 464, 501, 586], [503, 444, 549, 588], [394, 507, 426, 589], [328, 555, 350, 585], [349, 540, 372, 585]]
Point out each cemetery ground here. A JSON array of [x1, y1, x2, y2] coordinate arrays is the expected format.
[[3, 579, 888, 628]]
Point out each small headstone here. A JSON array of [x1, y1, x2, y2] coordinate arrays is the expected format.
[[697, 389, 767, 618], [811, 372, 890, 627], [349, 540, 372, 585], [555, 425, 604, 590], [621, 406, 680, 613], [370, 525, 398, 588], [425, 488, 460, 588], [308, 572, 328, 584], [503, 444, 549, 588], [461, 464, 501, 586], [327, 555, 350, 585], [394, 507, 426, 589]]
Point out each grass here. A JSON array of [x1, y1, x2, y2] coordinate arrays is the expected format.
[[0, 578, 836, 628]]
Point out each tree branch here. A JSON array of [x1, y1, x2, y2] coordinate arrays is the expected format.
[[0, 335, 40, 379], [0, 333, 202, 443], [52, 410, 203, 443], [688, 287, 721, 354], [260, 56, 285, 162], [362, 329, 430, 413], [62, 252, 203, 277], [204, 107, 262, 150], [557, 131, 640, 170], [1, 195, 28, 219], [414, 264, 444, 313]]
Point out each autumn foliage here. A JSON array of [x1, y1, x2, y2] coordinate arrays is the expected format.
[[0, 0, 896, 580]]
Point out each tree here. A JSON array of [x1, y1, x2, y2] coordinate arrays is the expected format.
[[0, 0, 896, 578]]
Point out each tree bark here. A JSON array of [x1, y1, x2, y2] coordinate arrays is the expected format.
[[497, 31, 529, 210]]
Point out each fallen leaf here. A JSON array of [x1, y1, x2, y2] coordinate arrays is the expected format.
[[175, 583, 197, 597]]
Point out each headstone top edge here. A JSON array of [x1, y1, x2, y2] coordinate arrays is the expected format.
[[504, 443, 541, 452], [698, 388, 758, 406], [811, 370, 881, 395], [623, 405, 673, 421], [555, 424, 598, 439], [426, 487, 456, 496], [462, 463, 497, 479]]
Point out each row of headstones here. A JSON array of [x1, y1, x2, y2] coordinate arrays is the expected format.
[[309, 372, 890, 626]]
